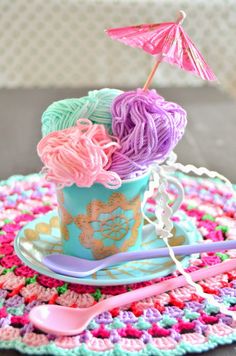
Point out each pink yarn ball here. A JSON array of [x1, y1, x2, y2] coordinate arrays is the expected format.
[[37, 119, 121, 189]]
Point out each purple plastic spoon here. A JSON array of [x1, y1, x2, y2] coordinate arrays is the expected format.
[[43, 240, 236, 278]]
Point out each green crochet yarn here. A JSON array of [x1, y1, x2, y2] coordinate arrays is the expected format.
[[41, 88, 123, 136]]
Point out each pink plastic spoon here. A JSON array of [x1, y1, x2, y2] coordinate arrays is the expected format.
[[29, 259, 236, 336]]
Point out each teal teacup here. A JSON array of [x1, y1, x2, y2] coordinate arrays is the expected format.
[[56, 171, 183, 260], [57, 171, 151, 260]]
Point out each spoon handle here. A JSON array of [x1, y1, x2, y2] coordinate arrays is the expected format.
[[105, 240, 236, 266], [91, 259, 236, 314]]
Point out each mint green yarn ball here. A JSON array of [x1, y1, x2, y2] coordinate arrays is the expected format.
[[41, 88, 123, 136]]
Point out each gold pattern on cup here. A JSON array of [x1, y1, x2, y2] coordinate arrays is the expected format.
[[74, 192, 142, 259]]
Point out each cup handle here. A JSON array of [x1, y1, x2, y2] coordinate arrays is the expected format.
[[165, 175, 184, 213]]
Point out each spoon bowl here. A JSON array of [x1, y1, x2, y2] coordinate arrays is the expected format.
[[30, 304, 93, 335]]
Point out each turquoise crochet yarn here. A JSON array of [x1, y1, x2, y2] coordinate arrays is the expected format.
[[41, 88, 123, 136]]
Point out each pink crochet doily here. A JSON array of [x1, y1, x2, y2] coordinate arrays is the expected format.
[[0, 172, 235, 355]]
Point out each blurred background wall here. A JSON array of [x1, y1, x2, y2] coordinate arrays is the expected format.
[[0, 0, 235, 180]]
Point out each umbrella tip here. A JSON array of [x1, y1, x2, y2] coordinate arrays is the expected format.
[[176, 10, 186, 25]]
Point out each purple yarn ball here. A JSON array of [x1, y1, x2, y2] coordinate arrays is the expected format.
[[109, 89, 187, 179]]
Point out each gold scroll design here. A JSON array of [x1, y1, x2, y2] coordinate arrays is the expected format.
[[74, 192, 142, 259], [56, 190, 73, 241], [22, 215, 61, 255], [23, 216, 59, 241]]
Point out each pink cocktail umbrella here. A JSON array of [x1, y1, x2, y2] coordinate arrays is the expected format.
[[105, 11, 217, 90]]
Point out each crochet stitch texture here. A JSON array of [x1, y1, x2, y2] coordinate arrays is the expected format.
[[0, 172, 235, 355]]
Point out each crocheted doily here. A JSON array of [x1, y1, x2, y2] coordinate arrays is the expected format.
[[0, 172, 235, 355]]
